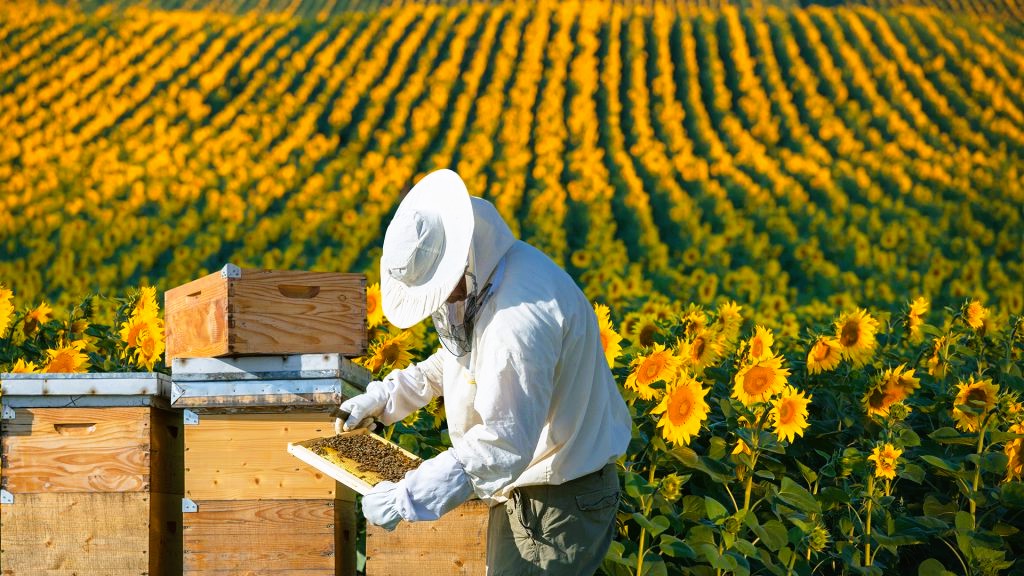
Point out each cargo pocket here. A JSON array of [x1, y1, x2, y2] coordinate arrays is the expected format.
[[576, 487, 619, 514]]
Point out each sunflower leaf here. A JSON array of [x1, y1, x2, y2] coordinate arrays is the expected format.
[[929, 427, 977, 446], [776, 476, 821, 514], [920, 454, 962, 473]]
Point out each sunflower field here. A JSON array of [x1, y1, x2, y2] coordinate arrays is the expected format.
[[1, 0, 1023, 573]]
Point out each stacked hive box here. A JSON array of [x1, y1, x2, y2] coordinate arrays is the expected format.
[[0, 372, 183, 574], [166, 265, 368, 576], [365, 500, 490, 576]]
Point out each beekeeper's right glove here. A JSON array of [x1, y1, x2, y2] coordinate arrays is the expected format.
[[335, 382, 389, 434]]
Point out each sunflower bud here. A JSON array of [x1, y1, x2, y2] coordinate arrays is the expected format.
[[658, 473, 683, 502], [807, 525, 830, 553]]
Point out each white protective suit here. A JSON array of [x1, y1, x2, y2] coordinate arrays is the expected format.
[[364, 197, 632, 523]]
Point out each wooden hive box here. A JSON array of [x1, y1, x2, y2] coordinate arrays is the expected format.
[[165, 264, 367, 360], [0, 372, 183, 575], [365, 499, 490, 576], [171, 354, 371, 576]]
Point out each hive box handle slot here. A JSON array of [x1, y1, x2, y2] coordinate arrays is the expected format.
[[278, 285, 321, 299], [53, 423, 97, 436]]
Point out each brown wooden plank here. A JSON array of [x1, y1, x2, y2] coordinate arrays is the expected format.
[[1, 407, 151, 493], [0, 492, 151, 572], [230, 270, 366, 357], [165, 269, 230, 360], [182, 499, 336, 534], [336, 498, 357, 576], [182, 499, 336, 571], [365, 499, 490, 576], [151, 491, 185, 576], [183, 572, 337, 576], [151, 407, 185, 495], [185, 413, 341, 500]]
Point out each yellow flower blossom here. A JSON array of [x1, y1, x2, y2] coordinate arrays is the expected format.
[[952, 376, 999, 433], [771, 386, 812, 443], [594, 303, 623, 368], [868, 443, 902, 480], [625, 343, 681, 401], [651, 372, 710, 446]]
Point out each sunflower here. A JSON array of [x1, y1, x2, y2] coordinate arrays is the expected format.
[[906, 297, 929, 342], [23, 301, 53, 334], [771, 386, 812, 443], [0, 285, 13, 335], [715, 300, 743, 343], [732, 353, 790, 406], [806, 336, 842, 375], [42, 342, 90, 373], [366, 283, 384, 328], [952, 376, 999, 432], [747, 325, 774, 361], [834, 308, 879, 367], [594, 303, 623, 368], [927, 336, 950, 378], [11, 359, 38, 373], [867, 443, 902, 480], [362, 330, 415, 374], [863, 364, 920, 417], [1005, 422, 1024, 482], [964, 300, 988, 331], [684, 329, 724, 372], [133, 286, 160, 320], [680, 305, 708, 339], [625, 343, 681, 401], [120, 316, 148, 349], [134, 325, 165, 371], [625, 313, 660, 348], [651, 372, 710, 446]]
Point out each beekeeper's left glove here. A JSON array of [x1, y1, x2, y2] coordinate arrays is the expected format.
[[362, 482, 403, 531], [361, 448, 474, 530]]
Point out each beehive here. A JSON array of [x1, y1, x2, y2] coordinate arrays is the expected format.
[[365, 499, 490, 576], [171, 354, 370, 576], [165, 264, 367, 360], [0, 372, 183, 575]]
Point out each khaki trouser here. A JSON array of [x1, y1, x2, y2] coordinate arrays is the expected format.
[[486, 464, 620, 576]]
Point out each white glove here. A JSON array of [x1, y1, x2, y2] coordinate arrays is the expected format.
[[334, 383, 389, 434], [394, 448, 475, 520], [362, 482, 403, 531]]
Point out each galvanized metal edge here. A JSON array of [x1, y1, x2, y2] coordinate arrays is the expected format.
[[0, 372, 171, 397], [1, 395, 174, 409]]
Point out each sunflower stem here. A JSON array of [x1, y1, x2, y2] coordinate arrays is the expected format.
[[635, 464, 657, 576], [865, 474, 874, 566], [970, 419, 987, 523]]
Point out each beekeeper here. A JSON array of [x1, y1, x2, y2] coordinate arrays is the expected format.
[[336, 168, 632, 574]]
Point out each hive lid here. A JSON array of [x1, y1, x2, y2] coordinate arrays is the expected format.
[[169, 354, 370, 411], [0, 372, 171, 408]]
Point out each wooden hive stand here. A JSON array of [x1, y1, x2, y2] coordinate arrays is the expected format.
[[171, 354, 369, 576], [0, 372, 183, 575]]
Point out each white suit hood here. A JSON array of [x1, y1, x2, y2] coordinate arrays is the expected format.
[[465, 197, 515, 296]]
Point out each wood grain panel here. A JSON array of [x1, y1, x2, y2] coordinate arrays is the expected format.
[[182, 499, 337, 573], [166, 269, 366, 359], [0, 492, 172, 573], [230, 270, 365, 356], [165, 269, 231, 360], [366, 499, 490, 576], [151, 407, 185, 494], [1, 407, 151, 493], [185, 413, 344, 500]]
